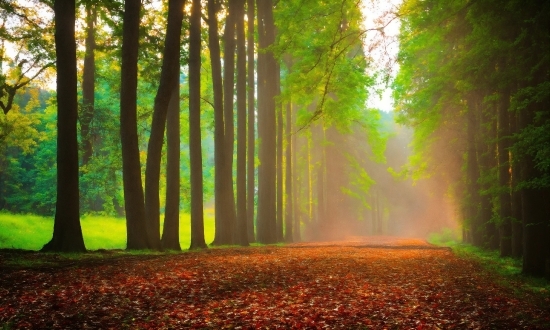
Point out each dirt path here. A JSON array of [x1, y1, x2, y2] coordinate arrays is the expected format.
[[1, 237, 548, 329]]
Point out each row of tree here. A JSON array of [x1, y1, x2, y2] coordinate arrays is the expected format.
[[394, 0, 550, 277], [1, 1, 388, 251]]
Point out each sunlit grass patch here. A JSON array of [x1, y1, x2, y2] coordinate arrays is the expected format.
[[0, 212, 52, 250], [427, 227, 460, 247], [0, 208, 217, 251], [81, 215, 127, 250]]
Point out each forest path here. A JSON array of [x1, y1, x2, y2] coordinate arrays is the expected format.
[[1, 237, 549, 329]]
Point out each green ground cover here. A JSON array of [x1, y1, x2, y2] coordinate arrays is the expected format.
[[428, 228, 550, 300], [0, 209, 216, 250]]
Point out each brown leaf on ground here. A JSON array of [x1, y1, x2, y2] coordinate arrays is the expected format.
[[1, 237, 549, 329]]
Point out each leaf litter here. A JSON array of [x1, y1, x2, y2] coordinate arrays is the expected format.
[[1, 237, 549, 329]]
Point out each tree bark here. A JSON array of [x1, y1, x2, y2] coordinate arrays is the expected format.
[[80, 3, 95, 167], [223, 0, 238, 244], [246, 0, 256, 243], [120, 0, 150, 250], [256, 0, 277, 244], [235, 0, 249, 246], [510, 109, 523, 258], [188, 0, 207, 249], [498, 87, 512, 257], [206, 0, 226, 246], [479, 100, 499, 249], [144, 0, 185, 250], [466, 95, 481, 246], [284, 101, 293, 243], [42, 0, 86, 253], [161, 84, 181, 251], [276, 75, 283, 242]]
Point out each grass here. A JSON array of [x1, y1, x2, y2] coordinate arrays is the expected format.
[[428, 228, 550, 302], [0, 209, 216, 251]]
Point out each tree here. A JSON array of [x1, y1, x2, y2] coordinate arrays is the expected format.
[[120, 0, 150, 250], [41, 0, 86, 253], [246, 0, 256, 243], [144, 0, 185, 250], [284, 101, 293, 242], [188, 0, 207, 249], [235, 0, 249, 246], [0, 1, 55, 116], [222, 0, 238, 244], [256, 0, 277, 244], [276, 77, 283, 242], [80, 2, 96, 167], [394, 0, 550, 276], [161, 82, 182, 250], [207, 0, 230, 246]]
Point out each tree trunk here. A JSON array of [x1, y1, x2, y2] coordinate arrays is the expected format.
[[223, 0, 238, 244], [284, 101, 293, 243], [313, 122, 326, 240], [235, 0, 249, 246], [466, 95, 482, 246], [188, 0, 207, 250], [144, 0, 185, 251], [498, 87, 512, 257], [161, 84, 181, 251], [80, 3, 95, 167], [479, 100, 499, 250], [120, 0, 149, 250], [256, 0, 277, 244], [246, 0, 256, 243], [206, 0, 226, 246], [276, 75, 284, 242], [510, 109, 523, 258], [42, 0, 86, 253]]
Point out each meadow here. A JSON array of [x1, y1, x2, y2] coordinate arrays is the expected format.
[[0, 210, 216, 250]]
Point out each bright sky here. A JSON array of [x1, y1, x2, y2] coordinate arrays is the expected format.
[[361, 0, 402, 112]]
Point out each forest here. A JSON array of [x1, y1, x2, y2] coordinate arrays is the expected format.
[[0, 0, 549, 327], [1, 0, 549, 271]]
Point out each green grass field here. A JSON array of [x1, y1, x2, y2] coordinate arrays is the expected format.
[[0, 209, 216, 250]]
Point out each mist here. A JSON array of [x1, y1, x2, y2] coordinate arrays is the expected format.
[[295, 111, 459, 242]]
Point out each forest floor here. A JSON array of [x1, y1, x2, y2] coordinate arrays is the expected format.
[[1, 237, 549, 329]]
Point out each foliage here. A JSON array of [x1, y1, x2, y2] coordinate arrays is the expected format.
[[1, 239, 549, 328], [274, 0, 374, 130]]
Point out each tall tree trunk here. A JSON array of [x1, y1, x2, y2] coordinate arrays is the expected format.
[[235, 0, 249, 246], [256, 0, 277, 244], [80, 3, 95, 166], [246, 0, 256, 243], [120, 0, 149, 250], [276, 77, 283, 242], [292, 111, 302, 242], [466, 95, 482, 246], [510, 109, 523, 258], [206, 0, 226, 246], [313, 122, 326, 240], [479, 102, 499, 250], [284, 101, 293, 243], [519, 70, 549, 275], [223, 0, 238, 244], [188, 0, 207, 249], [144, 0, 185, 251], [161, 84, 181, 251], [42, 0, 86, 253], [498, 87, 512, 257]]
